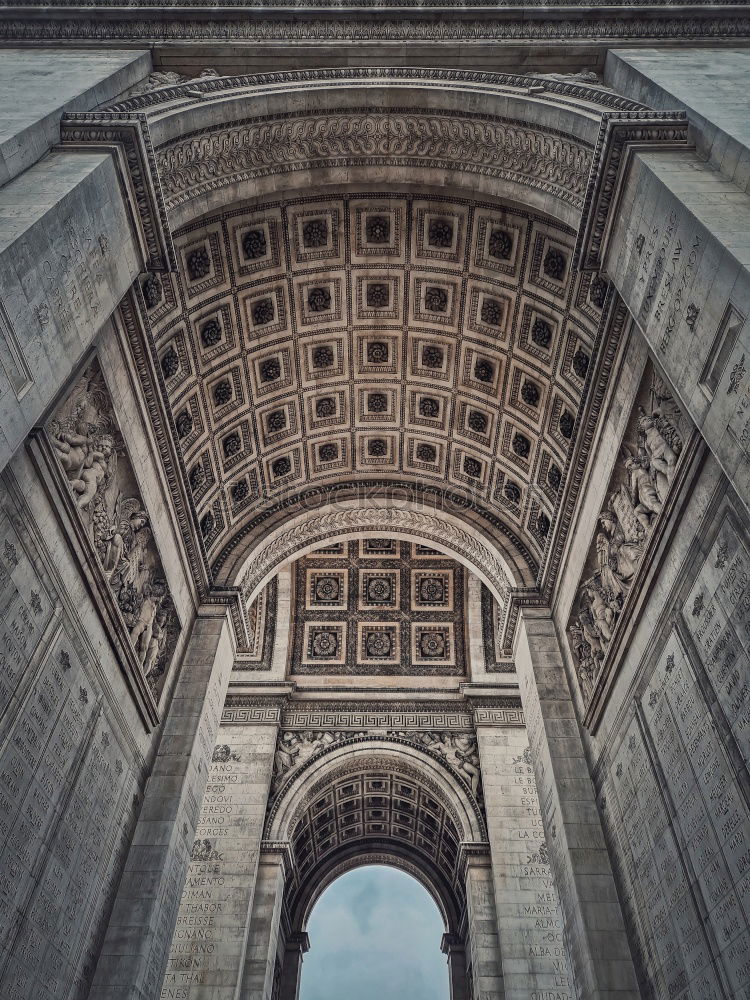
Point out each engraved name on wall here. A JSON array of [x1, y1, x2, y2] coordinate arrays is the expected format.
[[600, 509, 750, 999], [0, 497, 139, 1000]]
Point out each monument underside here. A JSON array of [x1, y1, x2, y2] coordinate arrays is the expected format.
[[0, 33, 749, 1000]]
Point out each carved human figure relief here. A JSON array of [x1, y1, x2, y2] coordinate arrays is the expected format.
[[567, 363, 689, 707], [47, 358, 180, 696], [272, 730, 367, 790], [389, 730, 483, 799]]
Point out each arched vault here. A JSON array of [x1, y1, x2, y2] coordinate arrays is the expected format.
[[62, 69, 686, 651], [265, 738, 488, 936]]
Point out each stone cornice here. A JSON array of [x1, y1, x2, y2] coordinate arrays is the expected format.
[[574, 112, 690, 274], [60, 115, 175, 273], [2, 7, 749, 45], [109, 66, 645, 116]]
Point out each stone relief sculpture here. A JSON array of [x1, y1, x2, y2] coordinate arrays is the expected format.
[[568, 365, 688, 706], [47, 358, 179, 697], [270, 728, 482, 800], [272, 730, 367, 790], [128, 67, 219, 98], [389, 731, 482, 799]]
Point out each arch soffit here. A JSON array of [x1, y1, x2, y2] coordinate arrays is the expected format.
[[110, 69, 639, 231], [230, 499, 527, 606], [265, 739, 486, 846]]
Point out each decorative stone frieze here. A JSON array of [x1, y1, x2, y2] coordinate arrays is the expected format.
[[45, 357, 181, 704], [567, 361, 692, 706]]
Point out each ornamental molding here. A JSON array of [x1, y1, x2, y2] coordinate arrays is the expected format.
[[539, 294, 629, 598], [267, 745, 486, 841], [574, 112, 690, 274], [109, 67, 647, 116], [156, 108, 591, 215], [2, 13, 749, 44], [472, 703, 526, 727], [60, 114, 175, 272], [280, 702, 475, 731], [212, 479, 539, 585], [221, 696, 287, 725], [237, 505, 514, 606]]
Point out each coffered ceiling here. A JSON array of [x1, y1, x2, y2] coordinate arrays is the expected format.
[[289, 540, 467, 677], [142, 191, 607, 585]]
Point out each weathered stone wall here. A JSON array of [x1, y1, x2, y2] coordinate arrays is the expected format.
[[589, 462, 750, 1000], [0, 312, 196, 1000], [161, 722, 278, 1000]]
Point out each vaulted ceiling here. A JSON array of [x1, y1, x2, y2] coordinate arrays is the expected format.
[[142, 190, 607, 585]]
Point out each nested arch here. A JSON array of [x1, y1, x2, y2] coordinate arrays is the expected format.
[[120, 68, 631, 607], [231, 500, 527, 606], [265, 740, 487, 936]]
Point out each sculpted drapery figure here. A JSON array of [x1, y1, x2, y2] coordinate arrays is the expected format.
[[270, 729, 483, 800], [272, 731, 368, 789], [47, 359, 179, 695], [569, 371, 685, 706]]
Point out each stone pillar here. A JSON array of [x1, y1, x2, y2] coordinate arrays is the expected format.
[[472, 720, 574, 1000], [441, 933, 468, 1000], [0, 149, 142, 471], [269, 566, 292, 681], [460, 846, 505, 1000], [277, 931, 309, 1000], [601, 144, 750, 517], [514, 607, 640, 1000], [239, 843, 291, 1000], [90, 607, 235, 1000], [161, 712, 280, 1000]]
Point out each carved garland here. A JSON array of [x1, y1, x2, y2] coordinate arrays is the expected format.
[[157, 110, 591, 212], [238, 505, 513, 605]]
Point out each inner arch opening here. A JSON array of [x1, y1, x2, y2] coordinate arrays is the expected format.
[[299, 865, 449, 1000]]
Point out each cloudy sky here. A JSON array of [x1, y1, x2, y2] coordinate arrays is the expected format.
[[299, 865, 450, 1000]]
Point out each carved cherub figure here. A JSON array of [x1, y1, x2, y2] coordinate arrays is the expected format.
[[51, 423, 95, 477], [52, 428, 115, 509], [143, 609, 168, 678], [450, 735, 481, 798], [583, 584, 614, 644]]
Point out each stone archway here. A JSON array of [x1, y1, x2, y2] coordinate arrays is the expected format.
[[254, 739, 493, 1000], [82, 66, 671, 1000]]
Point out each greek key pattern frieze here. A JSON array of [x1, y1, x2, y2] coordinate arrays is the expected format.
[[221, 703, 284, 725], [473, 706, 526, 726], [282, 709, 474, 730]]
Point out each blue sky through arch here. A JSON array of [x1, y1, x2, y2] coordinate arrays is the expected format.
[[299, 865, 450, 1000]]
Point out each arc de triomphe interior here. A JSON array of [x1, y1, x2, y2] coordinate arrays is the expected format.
[[0, 9, 750, 1000]]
